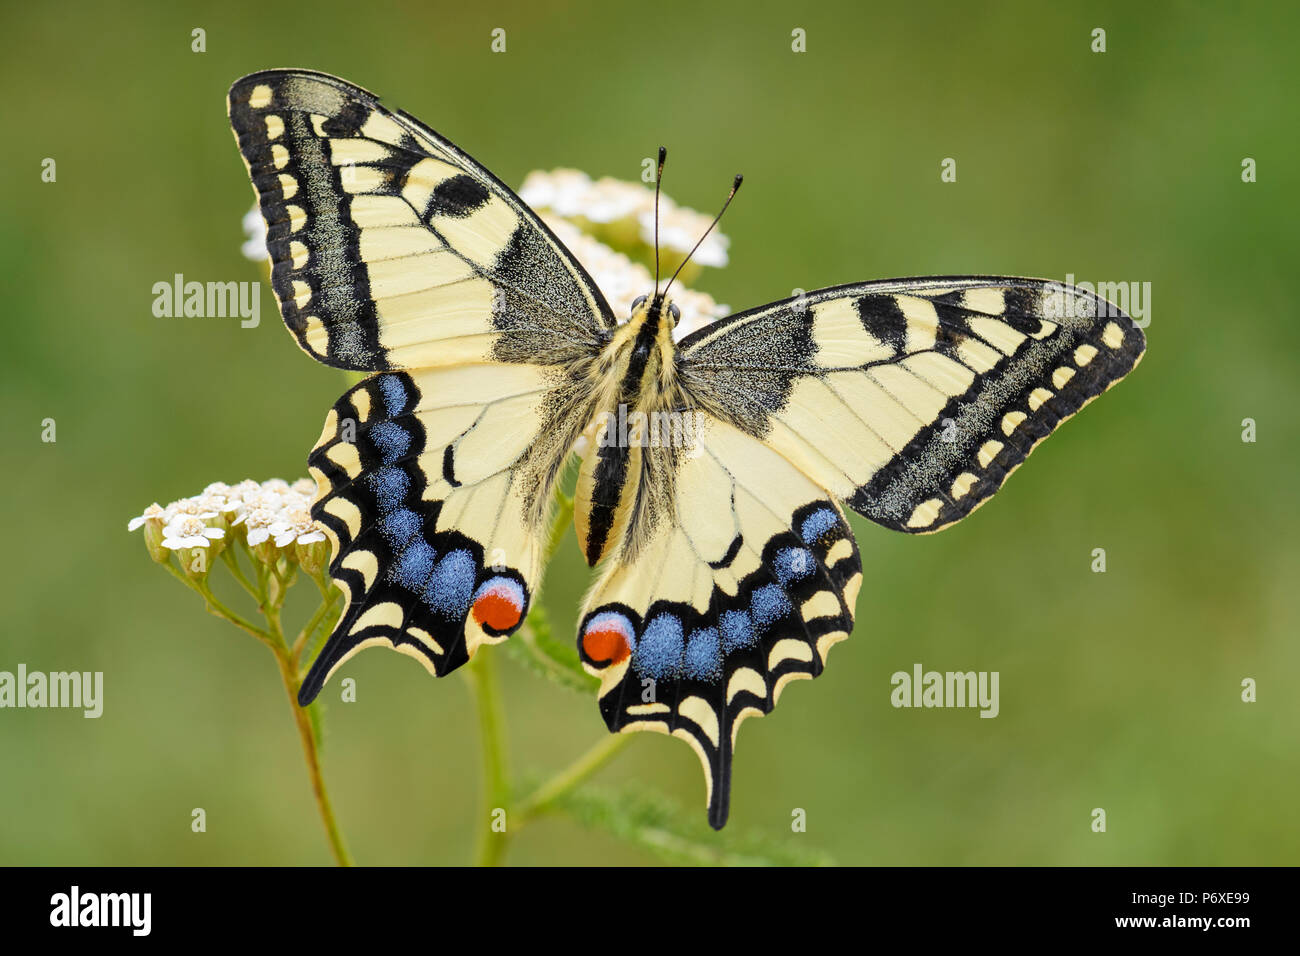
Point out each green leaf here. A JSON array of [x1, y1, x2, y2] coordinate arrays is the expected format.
[[547, 783, 836, 866]]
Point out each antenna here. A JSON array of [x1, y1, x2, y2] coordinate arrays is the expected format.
[[664, 174, 742, 297], [653, 146, 667, 290]]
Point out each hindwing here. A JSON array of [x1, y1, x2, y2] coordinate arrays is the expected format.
[[301, 363, 588, 702], [577, 415, 862, 829]]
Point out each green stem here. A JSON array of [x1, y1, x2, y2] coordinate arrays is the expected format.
[[466, 650, 512, 866], [167, 544, 353, 865], [262, 578, 353, 867], [298, 593, 344, 682], [220, 545, 260, 601], [292, 587, 340, 661], [163, 559, 276, 647], [516, 733, 632, 826], [270, 643, 354, 866]]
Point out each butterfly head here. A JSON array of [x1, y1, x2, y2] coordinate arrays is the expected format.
[[630, 293, 681, 328]]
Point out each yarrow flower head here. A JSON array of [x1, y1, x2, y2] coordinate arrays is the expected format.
[[128, 477, 326, 572], [161, 516, 225, 550], [519, 169, 730, 277]]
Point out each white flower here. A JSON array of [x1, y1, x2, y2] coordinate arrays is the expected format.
[[160, 515, 225, 550], [131, 477, 327, 566], [239, 507, 279, 547], [128, 502, 167, 531], [270, 507, 328, 548], [242, 206, 269, 261], [166, 497, 220, 521], [521, 169, 729, 267], [519, 169, 627, 220]]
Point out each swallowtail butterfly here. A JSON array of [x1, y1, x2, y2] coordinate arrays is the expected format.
[[228, 70, 1145, 829]]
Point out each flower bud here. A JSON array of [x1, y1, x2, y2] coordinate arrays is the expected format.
[[296, 536, 331, 577]]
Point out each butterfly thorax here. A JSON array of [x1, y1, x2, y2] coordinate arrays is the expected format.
[[573, 295, 688, 567]]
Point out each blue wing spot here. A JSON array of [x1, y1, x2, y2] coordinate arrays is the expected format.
[[367, 466, 410, 514], [369, 421, 411, 465], [774, 547, 816, 585], [377, 375, 408, 417], [684, 627, 722, 682], [720, 609, 756, 654], [634, 613, 685, 679], [379, 507, 421, 550], [391, 537, 437, 591], [751, 584, 791, 629], [424, 549, 476, 617], [800, 507, 839, 545]]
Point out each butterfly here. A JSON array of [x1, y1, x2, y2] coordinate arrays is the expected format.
[[228, 69, 1145, 830]]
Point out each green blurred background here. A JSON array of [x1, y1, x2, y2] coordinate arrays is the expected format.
[[1, 0, 1296, 865]]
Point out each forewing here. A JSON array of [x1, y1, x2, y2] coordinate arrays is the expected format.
[[677, 277, 1145, 533], [228, 69, 613, 371]]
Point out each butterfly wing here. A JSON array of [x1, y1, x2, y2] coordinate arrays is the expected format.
[[578, 415, 862, 830], [228, 69, 614, 371], [678, 277, 1146, 533], [581, 277, 1143, 827], [227, 70, 609, 700]]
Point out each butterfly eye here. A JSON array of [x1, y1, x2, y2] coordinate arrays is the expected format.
[[669, 303, 681, 325], [631, 295, 648, 313]]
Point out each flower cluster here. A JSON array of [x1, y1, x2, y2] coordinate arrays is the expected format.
[[519, 167, 730, 272], [128, 478, 329, 574]]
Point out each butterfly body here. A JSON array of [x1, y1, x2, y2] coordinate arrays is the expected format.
[[228, 70, 1145, 829], [574, 293, 688, 567]]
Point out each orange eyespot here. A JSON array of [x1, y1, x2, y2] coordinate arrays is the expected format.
[[470, 578, 525, 633], [473, 592, 521, 632], [582, 626, 632, 666]]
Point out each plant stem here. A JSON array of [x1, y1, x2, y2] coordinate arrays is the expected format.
[[516, 733, 632, 826], [292, 586, 339, 660], [169, 546, 354, 865], [220, 545, 260, 601], [162, 559, 276, 647], [258, 578, 353, 867], [261, 582, 353, 868], [270, 643, 354, 866], [466, 650, 512, 866]]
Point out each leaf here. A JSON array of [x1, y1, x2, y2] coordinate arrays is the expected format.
[[546, 782, 836, 866], [502, 604, 595, 694]]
